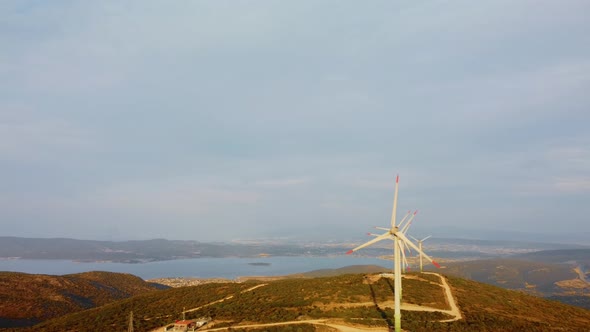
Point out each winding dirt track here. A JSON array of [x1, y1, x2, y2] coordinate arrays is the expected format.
[[153, 273, 462, 331], [321, 272, 462, 322], [422, 272, 462, 322]]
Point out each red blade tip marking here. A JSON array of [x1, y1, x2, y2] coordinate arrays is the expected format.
[[414, 210, 418, 215], [346, 250, 353, 255], [396, 175, 399, 183], [433, 261, 441, 268]]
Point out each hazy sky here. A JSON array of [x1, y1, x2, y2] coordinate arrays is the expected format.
[[1, 1, 589, 242]]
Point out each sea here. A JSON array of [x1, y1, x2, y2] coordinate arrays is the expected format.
[[0, 256, 391, 280]]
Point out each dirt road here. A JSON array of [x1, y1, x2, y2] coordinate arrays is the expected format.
[[153, 272, 462, 331], [423, 272, 462, 322], [325, 272, 461, 322], [204, 319, 388, 332], [184, 284, 267, 314]]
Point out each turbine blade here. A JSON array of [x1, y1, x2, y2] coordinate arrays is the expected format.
[[346, 232, 391, 254], [375, 227, 390, 231], [397, 211, 412, 228], [395, 231, 440, 268], [398, 241, 408, 269], [421, 235, 432, 242], [403, 239, 412, 254], [409, 235, 419, 242], [400, 210, 418, 234], [390, 175, 399, 228]]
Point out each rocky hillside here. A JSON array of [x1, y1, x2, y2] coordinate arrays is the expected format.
[[0, 271, 166, 328]]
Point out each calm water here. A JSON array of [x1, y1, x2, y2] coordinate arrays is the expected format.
[[0, 256, 390, 280]]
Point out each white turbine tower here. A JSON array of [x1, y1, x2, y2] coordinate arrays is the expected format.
[[347, 175, 439, 332], [410, 235, 432, 273]]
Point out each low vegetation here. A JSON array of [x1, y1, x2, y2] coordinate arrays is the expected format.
[[447, 275, 590, 331], [6, 272, 590, 331], [0, 271, 164, 328], [28, 282, 255, 331], [441, 259, 576, 291], [440, 258, 590, 309], [228, 325, 327, 332]]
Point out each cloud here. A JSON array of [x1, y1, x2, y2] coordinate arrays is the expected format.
[[1, 1, 590, 240], [545, 146, 590, 170], [411, 59, 590, 134], [553, 177, 590, 193], [354, 179, 394, 190], [0, 117, 95, 162], [507, 143, 590, 196], [254, 177, 310, 188], [513, 176, 590, 196], [94, 177, 261, 216]]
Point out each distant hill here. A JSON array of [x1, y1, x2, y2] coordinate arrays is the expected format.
[[438, 258, 590, 309], [0, 237, 350, 262], [440, 259, 575, 291], [0, 237, 239, 262], [0, 271, 166, 328], [2, 236, 587, 263], [511, 248, 590, 266], [22, 272, 590, 332]]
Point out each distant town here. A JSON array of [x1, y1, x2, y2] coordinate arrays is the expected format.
[[1, 236, 587, 263]]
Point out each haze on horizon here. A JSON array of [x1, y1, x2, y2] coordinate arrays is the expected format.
[[1, 1, 589, 243]]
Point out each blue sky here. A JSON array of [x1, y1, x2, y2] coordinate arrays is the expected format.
[[1, 1, 589, 242]]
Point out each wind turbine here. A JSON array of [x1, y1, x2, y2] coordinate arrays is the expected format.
[[368, 210, 418, 273], [410, 235, 432, 273], [347, 175, 439, 332]]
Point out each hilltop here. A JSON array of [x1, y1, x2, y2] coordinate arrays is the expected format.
[[22, 272, 590, 332], [439, 255, 590, 309], [0, 271, 166, 328]]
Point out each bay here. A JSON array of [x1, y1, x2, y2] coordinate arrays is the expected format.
[[0, 256, 390, 280]]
